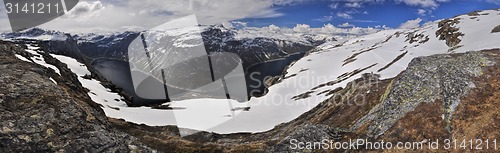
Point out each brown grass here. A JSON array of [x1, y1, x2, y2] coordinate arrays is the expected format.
[[450, 51, 499, 152]]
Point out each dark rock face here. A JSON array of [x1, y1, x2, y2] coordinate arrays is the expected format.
[[436, 18, 464, 47], [202, 27, 319, 68], [0, 41, 153, 152], [75, 31, 140, 60], [38, 37, 83, 61], [492, 25, 500, 33]]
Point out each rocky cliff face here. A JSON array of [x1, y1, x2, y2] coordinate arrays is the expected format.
[[201, 26, 322, 68], [0, 41, 154, 152]]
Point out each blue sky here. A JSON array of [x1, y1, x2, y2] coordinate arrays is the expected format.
[[238, 0, 500, 28], [2, 0, 500, 32]]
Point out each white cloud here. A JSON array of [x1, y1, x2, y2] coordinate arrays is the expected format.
[[337, 12, 353, 19], [221, 21, 234, 29], [293, 24, 311, 32], [330, 0, 450, 9], [399, 18, 422, 29], [486, 0, 500, 4], [244, 23, 384, 36], [338, 22, 355, 27], [267, 24, 281, 31], [345, 2, 362, 8], [231, 21, 248, 28], [418, 9, 427, 16], [352, 19, 378, 23], [272, 0, 307, 5], [330, 3, 339, 9], [65, 1, 105, 20], [313, 16, 334, 22], [394, 0, 449, 8], [374, 25, 390, 29], [1, 0, 308, 33]]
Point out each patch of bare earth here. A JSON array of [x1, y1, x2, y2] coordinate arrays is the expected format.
[[451, 50, 499, 152], [109, 118, 225, 152], [379, 99, 450, 152], [376, 50, 499, 152]]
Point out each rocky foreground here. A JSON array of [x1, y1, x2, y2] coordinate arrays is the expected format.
[[0, 40, 498, 152]]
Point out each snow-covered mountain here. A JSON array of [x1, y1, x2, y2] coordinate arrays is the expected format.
[[4, 9, 499, 135], [73, 24, 371, 68], [210, 9, 500, 133], [234, 23, 381, 43], [0, 28, 69, 41], [2, 24, 381, 70], [0, 28, 83, 59]]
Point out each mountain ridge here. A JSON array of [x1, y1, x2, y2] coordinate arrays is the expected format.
[[0, 9, 499, 152]]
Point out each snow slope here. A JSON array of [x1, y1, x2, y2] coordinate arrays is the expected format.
[[210, 9, 500, 133], [14, 44, 61, 76], [52, 50, 248, 135], [234, 23, 382, 44]]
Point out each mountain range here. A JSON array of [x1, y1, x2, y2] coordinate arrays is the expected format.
[[0, 9, 499, 152]]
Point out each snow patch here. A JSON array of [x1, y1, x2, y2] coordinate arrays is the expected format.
[[49, 78, 57, 84], [51, 54, 248, 133], [23, 45, 61, 75], [14, 54, 32, 63]]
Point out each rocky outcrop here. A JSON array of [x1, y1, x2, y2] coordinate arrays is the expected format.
[[492, 25, 500, 33], [436, 18, 464, 47], [354, 50, 495, 138], [0, 41, 154, 152]]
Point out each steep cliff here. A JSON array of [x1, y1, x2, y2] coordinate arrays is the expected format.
[[0, 41, 154, 152]]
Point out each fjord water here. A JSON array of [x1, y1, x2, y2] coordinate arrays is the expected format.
[[91, 53, 305, 106]]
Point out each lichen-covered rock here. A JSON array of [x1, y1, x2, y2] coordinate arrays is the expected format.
[[353, 50, 496, 138], [0, 41, 154, 152]]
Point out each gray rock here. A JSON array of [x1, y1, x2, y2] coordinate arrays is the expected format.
[[0, 41, 155, 152], [353, 51, 495, 138]]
